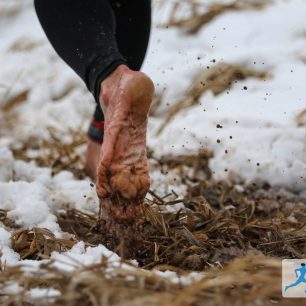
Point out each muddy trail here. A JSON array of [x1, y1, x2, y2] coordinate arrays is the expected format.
[[0, 0, 306, 306], [57, 180, 306, 270], [5, 151, 306, 271], [6, 180, 306, 267], [1, 151, 305, 306], [0, 126, 305, 305]]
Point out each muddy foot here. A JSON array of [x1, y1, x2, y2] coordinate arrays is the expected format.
[[96, 65, 154, 225]]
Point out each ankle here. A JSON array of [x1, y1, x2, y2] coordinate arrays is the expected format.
[[86, 137, 102, 181], [99, 64, 130, 106]]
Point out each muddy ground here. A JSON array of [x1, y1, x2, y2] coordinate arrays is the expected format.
[[0, 1, 305, 304], [0, 143, 305, 306]]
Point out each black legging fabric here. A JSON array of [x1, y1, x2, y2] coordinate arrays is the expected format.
[[34, 0, 151, 122]]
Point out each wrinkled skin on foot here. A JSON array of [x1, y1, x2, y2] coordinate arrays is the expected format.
[[96, 67, 154, 224]]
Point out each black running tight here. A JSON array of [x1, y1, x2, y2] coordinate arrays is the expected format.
[[34, 0, 151, 124]]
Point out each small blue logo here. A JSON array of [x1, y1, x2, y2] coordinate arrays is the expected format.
[[282, 260, 306, 298]]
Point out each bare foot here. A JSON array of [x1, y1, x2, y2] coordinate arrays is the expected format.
[[96, 65, 154, 225]]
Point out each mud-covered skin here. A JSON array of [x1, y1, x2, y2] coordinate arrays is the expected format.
[[96, 65, 154, 223], [86, 138, 101, 181]]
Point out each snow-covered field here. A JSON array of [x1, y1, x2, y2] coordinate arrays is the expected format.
[[1, 0, 306, 302], [147, 0, 306, 191]]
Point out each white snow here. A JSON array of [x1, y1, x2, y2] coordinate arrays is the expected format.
[[0, 227, 20, 264], [0, 155, 99, 234], [146, 0, 306, 191], [0, 0, 306, 292], [28, 288, 61, 300], [0, 146, 14, 181]]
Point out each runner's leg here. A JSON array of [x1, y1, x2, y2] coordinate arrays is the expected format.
[[285, 279, 303, 291], [35, 1, 154, 215], [34, 0, 152, 181]]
